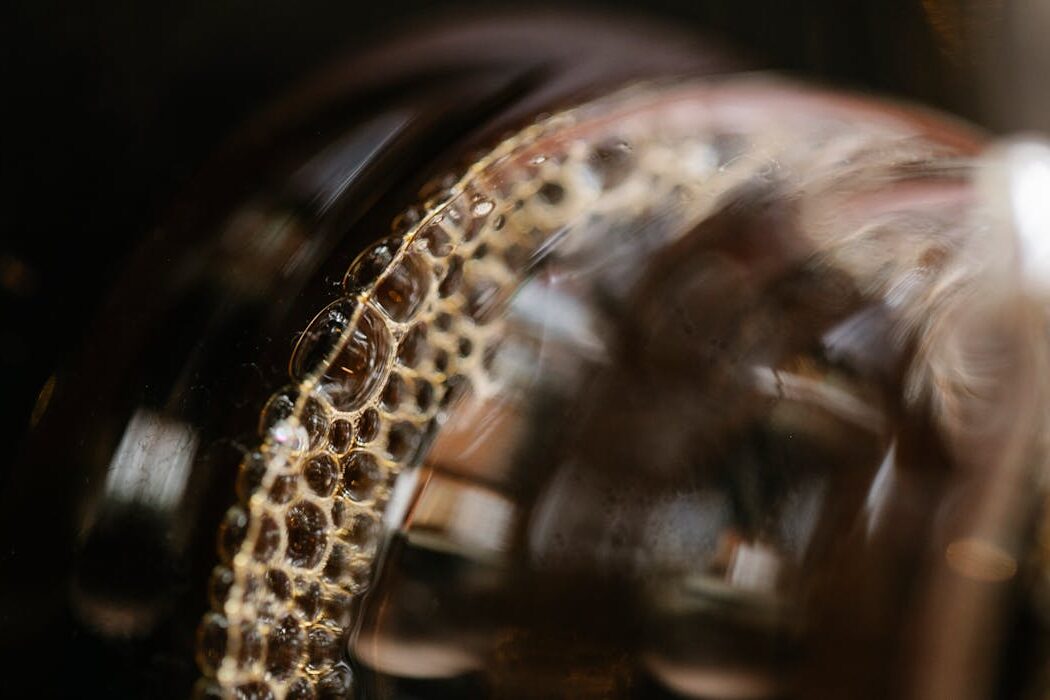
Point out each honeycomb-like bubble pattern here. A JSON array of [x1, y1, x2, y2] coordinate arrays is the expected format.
[[197, 80, 982, 698]]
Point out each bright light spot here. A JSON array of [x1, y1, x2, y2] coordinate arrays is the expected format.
[[104, 410, 197, 510], [1007, 140, 1050, 292]]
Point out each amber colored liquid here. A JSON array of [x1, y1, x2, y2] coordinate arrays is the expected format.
[[349, 187, 946, 699]]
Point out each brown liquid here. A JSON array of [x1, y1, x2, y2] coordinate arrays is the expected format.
[[351, 182, 950, 699]]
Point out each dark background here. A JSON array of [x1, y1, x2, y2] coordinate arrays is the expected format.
[[0, 0, 978, 476]]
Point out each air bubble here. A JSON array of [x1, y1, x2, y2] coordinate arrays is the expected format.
[[439, 255, 464, 297], [265, 568, 292, 600], [259, 388, 297, 438], [342, 451, 382, 502], [303, 399, 328, 450], [242, 572, 261, 597], [237, 621, 264, 668], [471, 196, 494, 217], [443, 199, 464, 224], [330, 500, 348, 529], [253, 515, 281, 563], [196, 612, 228, 675], [285, 501, 328, 569], [322, 542, 352, 583], [386, 421, 421, 461], [208, 565, 234, 611], [268, 474, 298, 504], [416, 381, 435, 412], [265, 614, 304, 679], [270, 418, 309, 453], [587, 140, 634, 190], [390, 207, 421, 236], [317, 663, 354, 699], [218, 506, 248, 563], [373, 252, 431, 322], [254, 597, 276, 625], [418, 223, 452, 257], [347, 555, 373, 589], [295, 579, 322, 620], [306, 627, 341, 672], [396, 324, 427, 367], [433, 348, 449, 373], [462, 205, 486, 241], [537, 181, 565, 205], [319, 592, 354, 628], [419, 172, 457, 208], [311, 304, 392, 412], [343, 512, 381, 556], [356, 408, 380, 444], [304, 454, 338, 497], [289, 299, 354, 380], [327, 419, 353, 454], [343, 237, 400, 292], [236, 452, 267, 502], [441, 375, 472, 409], [381, 373, 405, 410]]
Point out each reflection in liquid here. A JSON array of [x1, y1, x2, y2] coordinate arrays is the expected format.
[[73, 411, 198, 637], [352, 157, 894, 696], [192, 78, 1050, 698], [6, 14, 1050, 700], [102, 410, 199, 511], [341, 80, 1045, 699]]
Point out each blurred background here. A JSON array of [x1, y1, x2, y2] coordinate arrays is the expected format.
[[5, 2, 1050, 698], [0, 0, 1009, 475]]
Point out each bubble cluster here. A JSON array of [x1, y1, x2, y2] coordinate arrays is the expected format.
[[195, 118, 540, 696], [198, 81, 849, 698]]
